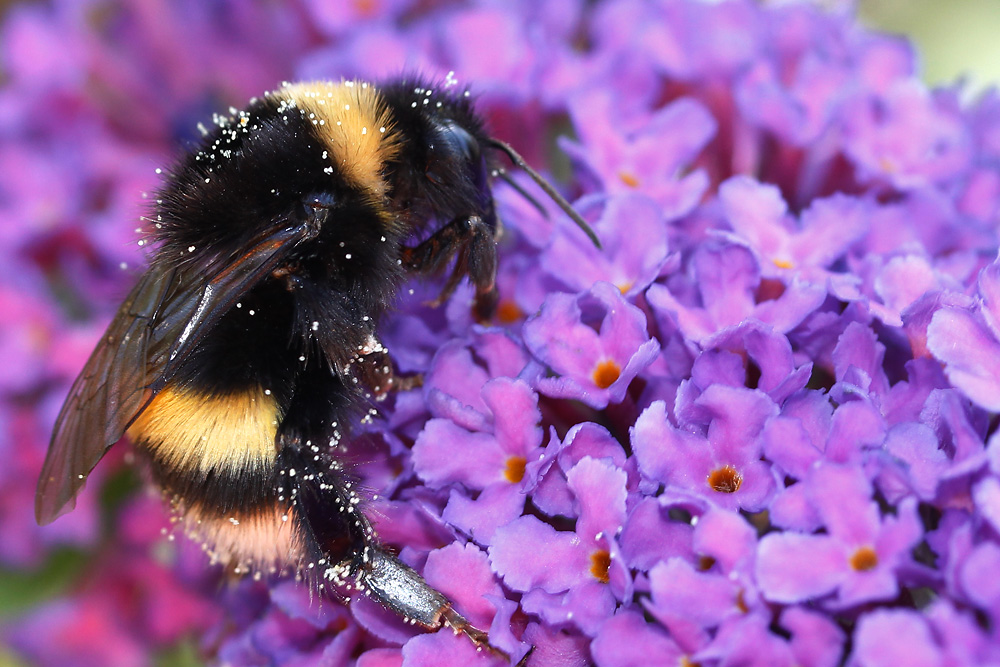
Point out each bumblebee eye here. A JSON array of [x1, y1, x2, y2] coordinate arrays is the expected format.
[[439, 120, 480, 164], [427, 121, 485, 188]]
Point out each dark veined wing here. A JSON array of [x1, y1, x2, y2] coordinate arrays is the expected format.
[[36, 220, 317, 524]]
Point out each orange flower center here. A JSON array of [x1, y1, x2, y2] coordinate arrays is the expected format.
[[735, 588, 749, 613], [592, 359, 621, 389], [707, 465, 743, 493], [618, 171, 640, 188], [504, 456, 527, 484], [590, 549, 611, 583], [850, 546, 879, 571]]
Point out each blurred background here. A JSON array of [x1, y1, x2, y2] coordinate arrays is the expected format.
[[0, 0, 999, 91], [857, 0, 1000, 93]]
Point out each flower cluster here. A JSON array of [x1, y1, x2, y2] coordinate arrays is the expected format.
[[2, 0, 1000, 665]]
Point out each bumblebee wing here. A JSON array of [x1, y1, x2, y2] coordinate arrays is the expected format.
[[36, 221, 314, 524], [151, 222, 315, 389]]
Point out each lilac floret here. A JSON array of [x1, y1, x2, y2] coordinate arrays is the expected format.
[[647, 239, 827, 343], [591, 610, 683, 667], [490, 456, 629, 636], [780, 606, 845, 667], [523, 281, 659, 409], [844, 81, 972, 190], [414, 375, 543, 542], [633, 387, 778, 512], [561, 94, 715, 217], [541, 194, 669, 297], [757, 465, 923, 608], [720, 177, 869, 284], [927, 255, 1000, 411], [848, 609, 943, 667]]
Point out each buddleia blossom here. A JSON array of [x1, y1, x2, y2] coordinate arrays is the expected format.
[[4, 0, 1000, 666]]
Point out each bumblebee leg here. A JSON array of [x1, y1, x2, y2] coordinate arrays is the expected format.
[[277, 369, 500, 655], [276, 371, 375, 571], [352, 347, 423, 400], [400, 215, 498, 314], [364, 547, 507, 660]]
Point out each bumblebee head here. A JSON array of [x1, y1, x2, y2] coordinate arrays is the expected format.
[[424, 116, 497, 231], [381, 80, 598, 248]]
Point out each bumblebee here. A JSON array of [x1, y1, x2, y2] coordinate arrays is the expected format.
[[35, 76, 598, 652]]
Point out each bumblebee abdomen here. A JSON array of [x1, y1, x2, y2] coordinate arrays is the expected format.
[[126, 384, 280, 475], [126, 377, 371, 577], [126, 383, 283, 521], [125, 383, 295, 570]]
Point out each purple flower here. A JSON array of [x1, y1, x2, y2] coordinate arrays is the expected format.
[[541, 194, 670, 297], [721, 178, 870, 287], [844, 81, 972, 190], [618, 496, 696, 574], [217, 580, 364, 666], [756, 465, 922, 608], [633, 388, 778, 512], [695, 614, 836, 667], [489, 456, 629, 637], [778, 606, 845, 667], [687, 322, 812, 405], [530, 420, 630, 524], [847, 609, 942, 667], [523, 281, 660, 409], [927, 255, 1000, 411], [302, 0, 409, 38], [413, 376, 542, 543], [924, 600, 1000, 666], [644, 507, 766, 652], [561, 94, 715, 218], [591, 610, 684, 667], [964, 543, 1000, 622], [647, 238, 827, 343]]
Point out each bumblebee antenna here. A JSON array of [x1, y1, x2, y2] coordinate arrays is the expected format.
[[488, 139, 601, 249], [494, 168, 547, 218]]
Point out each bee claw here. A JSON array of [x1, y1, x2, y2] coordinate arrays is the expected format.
[[439, 605, 509, 662]]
